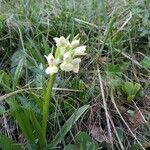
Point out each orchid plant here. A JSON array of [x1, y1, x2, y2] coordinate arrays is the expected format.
[[42, 35, 87, 146], [0, 35, 88, 150], [0, 35, 89, 150]]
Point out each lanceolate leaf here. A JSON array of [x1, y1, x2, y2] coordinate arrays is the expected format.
[[29, 110, 46, 149], [9, 100, 35, 144], [13, 58, 25, 89], [48, 105, 89, 149]]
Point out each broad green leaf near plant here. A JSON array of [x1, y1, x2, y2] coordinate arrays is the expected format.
[[75, 132, 99, 150], [13, 57, 25, 89], [11, 50, 26, 74], [105, 63, 129, 88], [116, 128, 124, 143], [48, 105, 89, 149], [0, 71, 11, 92], [64, 132, 98, 150], [9, 99, 46, 149], [106, 63, 129, 76], [11, 104, 36, 145], [65, 144, 77, 150], [140, 57, 150, 69], [128, 144, 141, 150]]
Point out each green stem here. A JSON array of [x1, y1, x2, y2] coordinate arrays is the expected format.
[[42, 74, 56, 140]]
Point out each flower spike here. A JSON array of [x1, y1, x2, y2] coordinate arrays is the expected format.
[[45, 35, 87, 74]]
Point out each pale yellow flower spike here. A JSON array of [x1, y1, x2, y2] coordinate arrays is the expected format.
[[45, 35, 86, 74]]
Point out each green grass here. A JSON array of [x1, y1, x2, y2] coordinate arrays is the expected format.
[[0, 0, 150, 149]]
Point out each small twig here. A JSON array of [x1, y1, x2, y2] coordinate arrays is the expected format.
[[108, 114, 124, 150], [114, 49, 150, 73], [110, 88, 145, 150], [136, 52, 148, 58], [123, 0, 127, 6], [74, 18, 99, 29], [0, 87, 82, 102], [3, 114, 11, 138], [118, 11, 132, 31], [97, 66, 114, 149], [133, 102, 147, 124]]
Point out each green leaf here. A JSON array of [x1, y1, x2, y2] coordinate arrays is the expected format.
[[106, 73, 123, 88], [11, 50, 25, 74], [0, 105, 8, 115], [64, 144, 77, 150], [127, 110, 135, 117], [116, 128, 124, 143], [128, 144, 140, 150], [140, 57, 150, 69], [9, 100, 36, 145], [29, 110, 46, 149], [25, 39, 45, 64], [76, 132, 99, 150], [64, 132, 98, 150], [48, 105, 89, 149], [28, 92, 43, 112], [0, 71, 10, 86], [0, 71, 11, 92], [13, 58, 25, 89], [0, 133, 22, 150], [62, 99, 76, 116], [106, 63, 129, 76], [127, 95, 136, 102]]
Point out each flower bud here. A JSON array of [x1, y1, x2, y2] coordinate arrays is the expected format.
[[54, 36, 69, 48], [70, 40, 80, 48], [74, 46, 86, 56]]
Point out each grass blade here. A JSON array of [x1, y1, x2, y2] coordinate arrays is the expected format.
[[0, 133, 22, 150], [13, 58, 25, 89]]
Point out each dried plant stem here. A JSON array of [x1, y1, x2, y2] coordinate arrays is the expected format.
[[110, 88, 145, 150], [114, 49, 150, 73], [133, 102, 147, 124], [108, 114, 124, 150], [0, 87, 81, 102], [97, 66, 114, 150], [3, 114, 11, 138]]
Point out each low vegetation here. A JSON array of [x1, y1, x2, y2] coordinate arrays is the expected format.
[[0, 0, 150, 149]]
